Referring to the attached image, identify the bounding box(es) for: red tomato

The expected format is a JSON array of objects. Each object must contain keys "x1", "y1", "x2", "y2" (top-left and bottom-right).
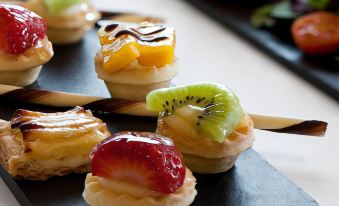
[{"x1": 291, "y1": 12, "x2": 339, "y2": 55}]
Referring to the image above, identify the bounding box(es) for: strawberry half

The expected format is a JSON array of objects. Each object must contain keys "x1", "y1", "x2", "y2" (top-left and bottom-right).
[
  {"x1": 91, "y1": 132, "x2": 186, "y2": 194},
  {"x1": 0, "y1": 5, "x2": 46, "y2": 55}
]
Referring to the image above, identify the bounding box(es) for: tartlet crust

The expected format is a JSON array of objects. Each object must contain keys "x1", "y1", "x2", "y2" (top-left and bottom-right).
[
  {"x1": 95, "y1": 52, "x2": 178, "y2": 101},
  {"x1": 95, "y1": 52, "x2": 178, "y2": 85},
  {"x1": 157, "y1": 113, "x2": 254, "y2": 173},
  {"x1": 83, "y1": 168, "x2": 197, "y2": 206},
  {"x1": 24, "y1": 0, "x2": 100, "y2": 29},
  {"x1": 157, "y1": 113, "x2": 255, "y2": 158},
  {"x1": 24, "y1": 0, "x2": 100, "y2": 44}
]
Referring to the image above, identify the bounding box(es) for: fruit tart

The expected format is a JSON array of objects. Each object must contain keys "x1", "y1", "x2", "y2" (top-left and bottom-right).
[
  {"x1": 0, "y1": 4, "x2": 53, "y2": 87},
  {"x1": 146, "y1": 83, "x2": 255, "y2": 174},
  {"x1": 83, "y1": 132, "x2": 197, "y2": 206},
  {"x1": 24, "y1": 0, "x2": 100, "y2": 44},
  {"x1": 95, "y1": 22, "x2": 179, "y2": 101},
  {"x1": 0, "y1": 106, "x2": 110, "y2": 180}
]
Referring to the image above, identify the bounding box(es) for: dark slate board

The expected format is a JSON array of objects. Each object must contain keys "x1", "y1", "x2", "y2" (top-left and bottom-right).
[
  {"x1": 183, "y1": 0, "x2": 339, "y2": 102},
  {"x1": 0, "y1": 29, "x2": 318, "y2": 206}
]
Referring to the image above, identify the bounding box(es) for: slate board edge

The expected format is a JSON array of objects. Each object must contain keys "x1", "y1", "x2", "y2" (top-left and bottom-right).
[
  {"x1": 0, "y1": 166, "x2": 32, "y2": 206},
  {"x1": 244, "y1": 149, "x2": 319, "y2": 205},
  {"x1": 183, "y1": 0, "x2": 339, "y2": 102}
]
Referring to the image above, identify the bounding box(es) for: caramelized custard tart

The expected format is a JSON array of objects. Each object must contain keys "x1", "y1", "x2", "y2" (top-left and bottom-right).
[{"x1": 0, "y1": 106, "x2": 110, "y2": 180}]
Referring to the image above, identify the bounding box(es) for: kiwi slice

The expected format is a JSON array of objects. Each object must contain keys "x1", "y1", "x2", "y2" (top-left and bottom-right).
[
  {"x1": 43, "y1": 0, "x2": 84, "y2": 15},
  {"x1": 146, "y1": 83, "x2": 244, "y2": 143}
]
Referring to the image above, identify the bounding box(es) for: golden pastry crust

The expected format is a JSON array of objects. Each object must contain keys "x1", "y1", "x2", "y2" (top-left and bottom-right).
[
  {"x1": 182, "y1": 152, "x2": 240, "y2": 174},
  {"x1": 47, "y1": 26, "x2": 88, "y2": 45},
  {"x1": 0, "y1": 107, "x2": 110, "y2": 180},
  {"x1": 83, "y1": 168, "x2": 197, "y2": 206},
  {"x1": 24, "y1": 0, "x2": 100, "y2": 29},
  {"x1": 157, "y1": 113, "x2": 255, "y2": 159},
  {"x1": 0, "y1": 66, "x2": 42, "y2": 87},
  {"x1": 95, "y1": 52, "x2": 178, "y2": 85},
  {"x1": 0, "y1": 37, "x2": 53, "y2": 71},
  {"x1": 95, "y1": 52, "x2": 178, "y2": 100}
]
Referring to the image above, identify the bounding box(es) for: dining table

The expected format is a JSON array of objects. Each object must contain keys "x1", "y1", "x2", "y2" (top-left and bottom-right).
[{"x1": 0, "y1": 0, "x2": 338, "y2": 205}]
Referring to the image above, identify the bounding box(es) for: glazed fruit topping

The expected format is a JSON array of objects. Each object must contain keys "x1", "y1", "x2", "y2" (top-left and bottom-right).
[
  {"x1": 98, "y1": 22, "x2": 175, "y2": 73},
  {"x1": 146, "y1": 83, "x2": 243, "y2": 143},
  {"x1": 0, "y1": 5, "x2": 46, "y2": 55},
  {"x1": 91, "y1": 132, "x2": 186, "y2": 194}
]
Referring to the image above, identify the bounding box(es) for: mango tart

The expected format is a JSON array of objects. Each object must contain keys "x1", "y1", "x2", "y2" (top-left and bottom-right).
[
  {"x1": 98, "y1": 22, "x2": 176, "y2": 73},
  {"x1": 95, "y1": 22, "x2": 178, "y2": 101}
]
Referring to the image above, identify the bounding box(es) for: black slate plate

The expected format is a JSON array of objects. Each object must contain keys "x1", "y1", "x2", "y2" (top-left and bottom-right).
[
  {"x1": 0, "y1": 29, "x2": 318, "y2": 206},
  {"x1": 183, "y1": 0, "x2": 339, "y2": 102}
]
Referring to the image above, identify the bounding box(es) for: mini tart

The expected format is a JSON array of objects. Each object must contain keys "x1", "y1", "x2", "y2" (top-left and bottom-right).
[
  {"x1": 0, "y1": 107, "x2": 110, "y2": 180},
  {"x1": 157, "y1": 113, "x2": 255, "y2": 174},
  {"x1": 83, "y1": 168, "x2": 197, "y2": 206},
  {"x1": 0, "y1": 37, "x2": 53, "y2": 86},
  {"x1": 95, "y1": 52, "x2": 178, "y2": 101},
  {"x1": 96, "y1": 23, "x2": 178, "y2": 101},
  {"x1": 24, "y1": 0, "x2": 100, "y2": 44}
]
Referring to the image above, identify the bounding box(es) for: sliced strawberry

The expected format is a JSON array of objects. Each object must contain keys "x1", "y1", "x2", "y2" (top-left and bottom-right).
[
  {"x1": 91, "y1": 132, "x2": 186, "y2": 194},
  {"x1": 0, "y1": 27, "x2": 9, "y2": 52},
  {"x1": 0, "y1": 5, "x2": 46, "y2": 55}
]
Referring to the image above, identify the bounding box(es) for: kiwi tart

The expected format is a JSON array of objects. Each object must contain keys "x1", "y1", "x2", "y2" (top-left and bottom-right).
[
  {"x1": 24, "y1": 0, "x2": 100, "y2": 45},
  {"x1": 146, "y1": 83, "x2": 255, "y2": 174}
]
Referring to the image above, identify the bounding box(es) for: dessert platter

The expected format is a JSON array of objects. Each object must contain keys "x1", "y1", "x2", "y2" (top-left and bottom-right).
[{"x1": 0, "y1": 1, "x2": 328, "y2": 206}]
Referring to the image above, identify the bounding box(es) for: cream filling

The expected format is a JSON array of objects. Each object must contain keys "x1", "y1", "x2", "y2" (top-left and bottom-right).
[
  {"x1": 157, "y1": 111, "x2": 254, "y2": 158},
  {"x1": 96, "y1": 177, "x2": 164, "y2": 198},
  {"x1": 9, "y1": 154, "x2": 89, "y2": 176},
  {"x1": 95, "y1": 52, "x2": 179, "y2": 84},
  {"x1": 0, "y1": 37, "x2": 53, "y2": 71},
  {"x1": 94, "y1": 167, "x2": 195, "y2": 198},
  {"x1": 27, "y1": 130, "x2": 108, "y2": 159}
]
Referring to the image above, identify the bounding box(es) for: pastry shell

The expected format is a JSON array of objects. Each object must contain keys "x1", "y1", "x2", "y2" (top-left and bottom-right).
[
  {"x1": 157, "y1": 113, "x2": 255, "y2": 173},
  {"x1": 83, "y1": 168, "x2": 197, "y2": 206},
  {"x1": 95, "y1": 52, "x2": 178, "y2": 101},
  {"x1": 0, "y1": 37, "x2": 53, "y2": 86},
  {"x1": 0, "y1": 66, "x2": 42, "y2": 87},
  {"x1": 24, "y1": 0, "x2": 100, "y2": 45}
]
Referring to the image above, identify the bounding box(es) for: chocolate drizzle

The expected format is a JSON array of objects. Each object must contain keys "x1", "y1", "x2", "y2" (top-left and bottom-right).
[
  {"x1": 133, "y1": 27, "x2": 166, "y2": 36},
  {"x1": 114, "y1": 30, "x2": 140, "y2": 39},
  {"x1": 104, "y1": 24, "x2": 119, "y2": 32},
  {"x1": 114, "y1": 28, "x2": 168, "y2": 43},
  {"x1": 264, "y1": 120, "x2": 328, "y2": 136}
]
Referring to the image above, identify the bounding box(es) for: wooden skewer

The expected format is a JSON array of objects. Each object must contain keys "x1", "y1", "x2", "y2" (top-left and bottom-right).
[{"x1": 0, "y1": 84, "x2": 327, "y2": 136}]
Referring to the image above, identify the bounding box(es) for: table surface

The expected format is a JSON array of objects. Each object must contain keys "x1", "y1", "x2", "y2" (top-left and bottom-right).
[{"x1": 0, "y1": 0, "x2": 338, "y2": 206}]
